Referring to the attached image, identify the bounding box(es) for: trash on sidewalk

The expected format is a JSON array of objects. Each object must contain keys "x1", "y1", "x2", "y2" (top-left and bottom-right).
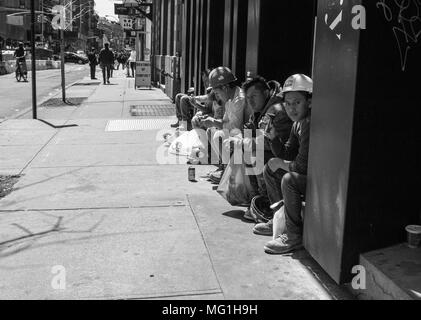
[
  {"x1": 168, "y1": 129, "x2": 208, "y2": 162},
  {"x1": 273, "y1": 206, "x2": 286, "y2": 240},
  {"x1": 217, "y1": 161, "x2": 256, "y2": 206}
]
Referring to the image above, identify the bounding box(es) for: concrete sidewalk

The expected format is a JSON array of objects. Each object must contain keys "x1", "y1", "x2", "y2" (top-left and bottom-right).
[{"x1": 0, "y1": 69, "x2": 353, "y2": 300}]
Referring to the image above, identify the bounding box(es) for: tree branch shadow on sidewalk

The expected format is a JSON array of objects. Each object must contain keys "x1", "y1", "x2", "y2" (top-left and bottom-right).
[
  {"x1": 12, "y1": 164, "x2": 99, "y2": 193},
  {"x1": 0, "y1": 214, "x2": 106, "y2": 259},
  {"x1": 0, "y1": 229, "x2": 145, "y2": 268}
]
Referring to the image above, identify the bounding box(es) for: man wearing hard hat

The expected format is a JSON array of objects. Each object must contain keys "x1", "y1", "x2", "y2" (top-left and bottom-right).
[
  {"x1": 258, "y1": 74, "x2": 313, "y2": 255},
  {"x1": 205, "y1": 66, "x2": 251, "y2": 183}
]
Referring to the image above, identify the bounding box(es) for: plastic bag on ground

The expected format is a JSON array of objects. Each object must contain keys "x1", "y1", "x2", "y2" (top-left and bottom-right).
[
  {"x1": 273, "y1": 202, "x2": 306, "y2": 240},
  {"x1": 217, "y1": 160, "x2": 256, "y2": 206},
  {"x1": 273, "y1": 206, "x2": 286, "y2": 240},
  {"x1": 168, "y1": 128, "x2": 208, "y2": 157}
]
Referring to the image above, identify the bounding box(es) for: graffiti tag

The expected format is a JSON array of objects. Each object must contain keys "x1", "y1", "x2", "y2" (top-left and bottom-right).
[{"x1": 376, "y1": 0, "x2": 421, "y2": 71}]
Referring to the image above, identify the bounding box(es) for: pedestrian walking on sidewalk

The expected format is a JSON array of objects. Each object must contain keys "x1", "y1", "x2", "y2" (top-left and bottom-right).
[
  {"x1": 87, "y1": 47, "x2": 98, "y2": 80},
  {"x1": 127, "y1": 49, "x2": 137, "y2": 78},
  {"x1": 98, "y1": 43, "x2": 114, "y2": 85}
]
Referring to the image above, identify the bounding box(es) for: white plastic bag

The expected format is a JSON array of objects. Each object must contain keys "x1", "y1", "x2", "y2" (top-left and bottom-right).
[
  {"x1": 168, "y1": 128, "x2": 208, "y2": 157},
  {"x1": 217, "y1": 161, "x2": 256, "y2": 206},
  {"x1": 273, "y1": 206, "x2": 286, "y2": 240},
  {"x1": 273, "y1": 202, "x2": 306, "y2": 240}
]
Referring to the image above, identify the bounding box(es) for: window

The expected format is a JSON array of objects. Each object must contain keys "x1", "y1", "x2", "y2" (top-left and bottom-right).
[{"x1": 19, "y1": 0, "x2": 26, "y2": 9}]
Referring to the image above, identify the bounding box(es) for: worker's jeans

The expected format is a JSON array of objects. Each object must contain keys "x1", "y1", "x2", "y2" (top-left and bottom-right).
[
  {"x1": 263, "y1": 164, "x2": 287, "y2": 205},
  {"x1": 175, "y1": 93, "x2": 194, "y2": 122},
  {"x1": 281, "y1": 172, "x2": 307, "y2": 236},
  {"x1": 263, "y1": 166, "x2": 307, "y2": 236}
]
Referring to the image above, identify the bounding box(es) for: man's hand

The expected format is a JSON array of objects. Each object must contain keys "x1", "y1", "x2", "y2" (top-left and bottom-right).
[{"x1": 264, "y1": 125, "x2": 276, "y2": 141}]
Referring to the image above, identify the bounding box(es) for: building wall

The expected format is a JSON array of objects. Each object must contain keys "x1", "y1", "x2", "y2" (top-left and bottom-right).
[
  {"x1": 0, "y1": 0, "x2": 41, "y2": 43},
  {"x1": 305, "y1": 0, "x2": 421, "y2": 284},
  {"x1": 153, "y1": 0, "x2": 315, "y2": 95}
]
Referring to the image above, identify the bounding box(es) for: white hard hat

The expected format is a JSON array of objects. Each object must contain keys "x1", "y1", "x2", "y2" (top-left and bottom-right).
[{"x1": 282, "y1": 74, "x2": 313, "y2": 94}]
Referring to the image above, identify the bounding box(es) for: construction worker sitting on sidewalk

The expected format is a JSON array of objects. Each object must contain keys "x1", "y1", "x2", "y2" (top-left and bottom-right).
[
  {"x1": 172, "y1": 69, "x2": 212, "y2": 130},
  {"x1": 191, "y1": 90, "x2": 225, "y2": 131},
  {"x1": 206, "y1": 66, "x2": 251, "y2": 183},
  {"x1": 229, "y1": 76, "x2": 293, "y2": 223},
  {"x1": 256, "y1": 74, "x2": 313, "y2": 255}
]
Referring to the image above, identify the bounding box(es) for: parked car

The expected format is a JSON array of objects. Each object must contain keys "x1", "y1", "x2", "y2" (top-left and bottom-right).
[
  {"x1": 76, "y1": 50, "x2": 88, "y2": 59},
  {"x1": 64, "y1": 52, "x2": 89, "y2": 64}
]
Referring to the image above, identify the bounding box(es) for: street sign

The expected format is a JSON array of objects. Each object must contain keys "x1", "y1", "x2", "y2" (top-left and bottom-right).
[
  {"x1": 115, "y1": 4, "x2": 130, "y2": 15},
  {"x1": 135, "y1": 61, "x2": 151, "y2": 89},
  {"x1": 124, "y1": 0, "x2": 139, "y2": 7},
  {"x1": 6, "y1": 15, "x2": 24, "y2": 26}
]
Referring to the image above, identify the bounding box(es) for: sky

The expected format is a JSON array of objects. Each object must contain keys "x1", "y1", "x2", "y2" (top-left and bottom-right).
[{"x1": 94, "y1": 0, "x2": 122, "y2": 19}]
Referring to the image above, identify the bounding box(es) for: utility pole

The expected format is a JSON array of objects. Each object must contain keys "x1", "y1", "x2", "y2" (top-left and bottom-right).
[
  {"x1": 60, "y1": 0, "x2": 66, "y2": 102},
  {"x1": 31, "y1": 0, "x2": 37, "y2": 119},
  {"x1": 60, "y1": 28, "x2": 66, "y2": 102},
  {"x1": 41, "y1": 0, "x2": 44, "y2": 46}
]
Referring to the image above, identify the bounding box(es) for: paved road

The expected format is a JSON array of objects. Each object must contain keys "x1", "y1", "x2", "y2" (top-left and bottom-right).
[{"x1": 0, "y1": 63, "x2": 91, "y2": 119}]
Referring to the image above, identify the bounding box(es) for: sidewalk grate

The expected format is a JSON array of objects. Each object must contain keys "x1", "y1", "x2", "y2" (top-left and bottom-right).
[
  {"x1": 130, "y1": 104, "x2": 175, "y2": 117},
  {"x1": 40, "y1": 97, "x2": 87, "y2": 107},
  {"x1": 105, "y1": 119, "x2": 175, "y2": 132}
]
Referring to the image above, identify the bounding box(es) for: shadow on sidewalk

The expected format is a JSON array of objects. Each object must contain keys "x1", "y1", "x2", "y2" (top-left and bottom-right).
[
  {"x1": 290, "y1": 249, "x2": 355, "y2": 300},
  {"x1": 0, "y1": 214, "x2": 106, "y2": 259},
  {"x1": 222, "y1": 209, "x2": 256, "y2": 224}
]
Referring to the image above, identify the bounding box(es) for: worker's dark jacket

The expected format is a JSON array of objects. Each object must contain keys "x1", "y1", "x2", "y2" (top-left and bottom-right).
[
  {"x1": 270, "y1": 112, "x2": 311, "y2": 175},
  {"x1": 98, "y1": 48, "x2": 114, "y2": 66}
]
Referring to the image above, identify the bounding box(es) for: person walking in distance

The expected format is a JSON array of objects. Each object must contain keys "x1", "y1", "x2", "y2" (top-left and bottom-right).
[
  {"x1": 98, "y1": 43, "x2": 114, "y2": 85},
  {"x1": 87, "y1": 47, "x2": 98, "y2": 80},
  {"x1": 127, "y1": 48, "x2": 137, "y2": 78}
]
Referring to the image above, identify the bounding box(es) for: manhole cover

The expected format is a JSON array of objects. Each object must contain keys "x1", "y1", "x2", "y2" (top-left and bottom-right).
[
  {"x1": 130, "y1": 104, "x2": 175, "y2": 117},
  {"x1": 40, "y1": 97, "x2": 87, "y2": 107},
  {"x1": 105, "y1": 119, "x2": 175, "y2": 132}
]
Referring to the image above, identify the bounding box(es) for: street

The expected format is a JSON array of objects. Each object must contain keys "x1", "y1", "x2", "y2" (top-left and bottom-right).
[{"x1": 0, "y1": 64, "x2": 91, "y2": 119}]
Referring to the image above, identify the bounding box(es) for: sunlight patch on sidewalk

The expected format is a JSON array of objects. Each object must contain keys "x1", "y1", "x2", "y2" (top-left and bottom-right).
[{"x1": 105, "y1": 119, "x2": 175, "y2": 132}]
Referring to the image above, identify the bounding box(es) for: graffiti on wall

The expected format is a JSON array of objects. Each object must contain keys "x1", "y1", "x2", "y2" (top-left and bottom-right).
[{"x1": 376, "y1": 0, "x2": 421, "y2": 71}]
